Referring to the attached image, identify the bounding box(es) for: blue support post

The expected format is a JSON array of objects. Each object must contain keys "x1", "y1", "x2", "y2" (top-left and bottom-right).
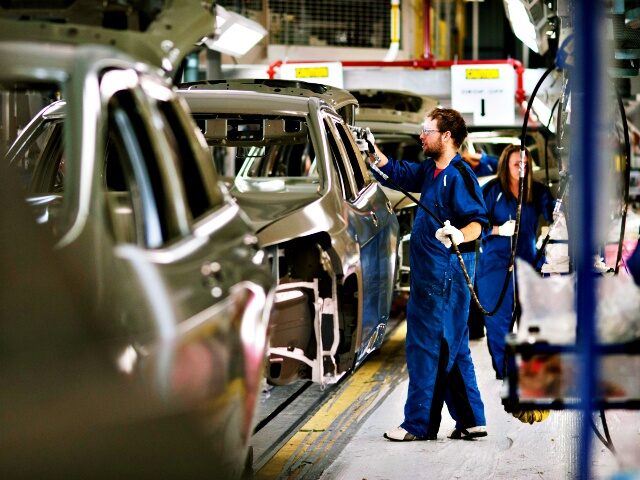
[{"x1": 571, "y1": 0, "x2": 603, "y2": 478}]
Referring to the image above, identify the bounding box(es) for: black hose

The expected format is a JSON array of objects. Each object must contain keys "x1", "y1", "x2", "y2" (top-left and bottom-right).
[
  {"x1": 490, "y1": 66, "x2": 556, "y2": 318},
  {"x1": 544, "y1": 98, "x2": 561, "y2": 188},
  {"x1": 614, "y1": 88, "x2": 631, "y2": 274},
  {"x1": 589, "y1": 410, "x2": 616, "y2": 455},
  {"x1": 583, "y1": 84, "x2": 631, "y2": 462},
  {"x1": 496, "y1": 66, "x2": 557, "y2": 308},
  {"x1": 532, "y1": 97, "x2": 563, "y2": 272},
  {"x1": 477, "y1": 64, "x2": 555, "y2": 315},
  {"x1": 556, "y1": 80, "x2": 568, "y2": 174},
  {"x1": 599, "y1": 408, "x2": 615, "y2": 454}
]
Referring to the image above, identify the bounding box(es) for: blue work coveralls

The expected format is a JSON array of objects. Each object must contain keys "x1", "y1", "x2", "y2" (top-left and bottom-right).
[
  {"x1": 375, "y1": 154, "x2": 489, "y2": 439},
  {"x1": 474, "y1": 152, "x2": 498, "y2": 176},
  {"x1": 476, "y1": 179, "x2": 554, "y2": 378},
  {"x1": 628, "y1": 241, "x2": 640, "y2": 286}
]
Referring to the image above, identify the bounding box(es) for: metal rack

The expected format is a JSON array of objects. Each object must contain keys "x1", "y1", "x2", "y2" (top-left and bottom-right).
[{"x1": 502, "y1": 338, "x2": 640, "y2": 412}]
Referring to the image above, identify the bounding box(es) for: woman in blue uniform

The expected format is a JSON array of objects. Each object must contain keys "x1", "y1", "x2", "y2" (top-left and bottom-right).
[
  {"x1": 367, "y1": 107, "x2": 490, "y2": 442},
  {"x1": 476, "y1": 145, "x2": 555, "y2": 379}
]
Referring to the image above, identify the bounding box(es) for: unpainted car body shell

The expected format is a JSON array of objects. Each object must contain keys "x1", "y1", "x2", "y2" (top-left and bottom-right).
[{"x1": 180, "y1": 81, "x2": 400, "y2": 386}]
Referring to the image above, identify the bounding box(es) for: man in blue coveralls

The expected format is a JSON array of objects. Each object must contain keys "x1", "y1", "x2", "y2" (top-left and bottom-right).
[{"x1": 367, "y1": 107, "x2": 489, "y2": 441}]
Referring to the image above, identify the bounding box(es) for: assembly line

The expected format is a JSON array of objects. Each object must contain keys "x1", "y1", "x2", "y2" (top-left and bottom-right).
[{"x1": 1, "y1": 1, "x2": 640, "y2": 479}]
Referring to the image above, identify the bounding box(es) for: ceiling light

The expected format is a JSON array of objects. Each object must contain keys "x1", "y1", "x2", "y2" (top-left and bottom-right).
[
  {"x1": 504, "y1": 0, "x2": 540, "y2": 53},
  {"x1": 503, "y1": 0, "x2": 554, "y2": 55},
  {"x1": 204, "y1": 5, "x2": 267, "y2": 58}
]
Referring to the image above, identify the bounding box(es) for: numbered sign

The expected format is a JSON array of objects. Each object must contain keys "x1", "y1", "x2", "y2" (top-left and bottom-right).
[{"x1": 451, "y1": 64, "x2": 516, "y2": 126}]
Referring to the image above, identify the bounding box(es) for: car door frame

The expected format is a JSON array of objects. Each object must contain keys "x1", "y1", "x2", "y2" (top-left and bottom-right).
[{"x1": 321, "y1": 109, "x2": 398, "y2": 362}]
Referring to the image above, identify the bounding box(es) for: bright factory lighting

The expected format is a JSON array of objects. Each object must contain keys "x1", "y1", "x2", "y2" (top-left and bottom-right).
[
  {"x1": 532, "y1": 97, "x2": 556, "y2": 133},
  {"x1": 504, "y1": 0, "x2": 539, "y2": 53},
  {"x1": 204, "y1": 5, "x2": 267, "y2": 58}
]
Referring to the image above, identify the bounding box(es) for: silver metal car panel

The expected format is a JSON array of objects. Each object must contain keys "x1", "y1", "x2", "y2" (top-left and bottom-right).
[
  {"x1": 323, "y1": 113, "x2": 361, "y2": 198},
  {"x1": 0, "y1": 0, "x2": 216, "y2": 72},
  {"x1": 183, "y1": 89, "x2": 312, "y2": 117},
  {"x1": 2, "y1": 38, "x2": 275, "y2": 475},
  {"x1": 179, "y1": 81, "x2": 399, "y2": 386},
  {"x1": 344, "y1": 177, "x2": 399, "y2": 347},
  {"x1": 256, "y1": 193, "x2": 346, "y2": 247},
  {"x1": 182, "y1": 78, "x2": 358, "y2": 113},
  {"x1": 101, "y1": 69, "x2": 194, "y2": 241},
  {"x1": 4, "y1": 103, "x2": 67, "y2": 164}
]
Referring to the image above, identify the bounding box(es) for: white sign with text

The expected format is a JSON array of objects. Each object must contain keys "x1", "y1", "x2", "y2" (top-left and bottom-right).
[{"x1": 451, "y1": 64, "x2": 516, "y2": 125}]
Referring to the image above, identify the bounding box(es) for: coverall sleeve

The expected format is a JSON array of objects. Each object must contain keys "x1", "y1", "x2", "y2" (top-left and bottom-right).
[
  {"x1": 449, "y1": 167, "x2": 489, "y2": 230},
  {"x1": 480, "y1": 181, "x2": 500, "y2": 239},
  {"x1": 374, "y1": 156, "x2": 426, "y2": 193},
  {"x1": 480, "y1": 151, "x2": 499, "y2": 173},
  {"x1": 628, "y1": 242, "x2": 640, "y2": 286}
]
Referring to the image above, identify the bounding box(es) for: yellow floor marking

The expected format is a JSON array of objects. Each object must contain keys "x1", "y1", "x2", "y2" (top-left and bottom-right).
[{"x1": 257, "y1": 321, "x2": 407, "y2": 479}]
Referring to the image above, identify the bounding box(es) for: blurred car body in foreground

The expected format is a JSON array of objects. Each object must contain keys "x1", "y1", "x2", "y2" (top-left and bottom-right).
[
  {"x1": 0, "y1": 3, "x2": 274, "y2": 477},
  {"x1": 179, "y1": 79, "x2": 400, "y2": 387},
  {"x1": 0, "y1": 161, "x2": 231, "y2": 480}
]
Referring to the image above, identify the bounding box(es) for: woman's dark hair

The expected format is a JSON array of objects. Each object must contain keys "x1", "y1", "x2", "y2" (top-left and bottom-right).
[
  {"x1": 497, "y1": 144, "x2": 534, "y2": 203},
  {"x1": 427, "y1": 107, "x2": 468, "y2": 148}
]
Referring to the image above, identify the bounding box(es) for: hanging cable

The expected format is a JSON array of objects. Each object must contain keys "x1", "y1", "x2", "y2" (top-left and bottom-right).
[
  {"x1": 585, "y1": 86, "x2": 632, "y2": 460},
  {"x1": 589, "y1": 410, "x2": 616, "y2": 455},
  {"x1": 479, "y1": 65, "x2": 556, "y2": 316},
  {"x1": 599, "y1": 408, "x2": 615, "y2": 454},
  {"x1": 488, "y1": 65, "x2": 557, "y2": 314},
  {"x1": 533, "y1": 96, "x2": 565, "y2": 272},
  {"x1": 614, "y1": 88, "x2": 631, "y2": 274},
  {"x1": 543, "y1": 98, "x2": 561, "y2": 188}
]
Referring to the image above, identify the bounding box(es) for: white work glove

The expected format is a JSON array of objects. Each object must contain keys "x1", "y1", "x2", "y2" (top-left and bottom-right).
[
  {"x1": 353, "y1": 127, "x2": 376, "y2": 155},
  {"x1": 497, "y1": 219, "x2": 516, "y2": 237},
  {"x1": 355, "y1": 138, "x2": 369, "y2": 153},
  {"x1": 435, "y1": 220, "x2": 464, "y2": 249},
  {"x1": 364, "y1": 127, "x2": 376, "y2": 150},
  {"x1": 361, "y1": 128, "x2": 383, "y2": 166}
]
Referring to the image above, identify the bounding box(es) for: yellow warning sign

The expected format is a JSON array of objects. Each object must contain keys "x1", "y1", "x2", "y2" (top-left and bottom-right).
[
  {"x1": 295, "y1": 67, "x2": 330, "y2": 78},
  {"x1": 465, "y1": 68, "x2": 500, "y2": 80}
]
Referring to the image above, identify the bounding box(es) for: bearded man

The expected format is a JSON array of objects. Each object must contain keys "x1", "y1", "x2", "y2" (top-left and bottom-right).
[{"x1": 367, "y1": 107, "x2": 490, "y2": 442}]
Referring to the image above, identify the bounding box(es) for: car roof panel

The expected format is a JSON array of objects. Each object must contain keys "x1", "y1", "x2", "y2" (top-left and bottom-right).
[{"x1": 180, "y1": 79, "x2": 358, "y2": 111}]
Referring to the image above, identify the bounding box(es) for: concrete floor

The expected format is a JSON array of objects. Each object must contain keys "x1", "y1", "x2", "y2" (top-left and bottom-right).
[
  {"x1": 318, "y1": 327, "x2": 640, "y2": 480},
  {"x1": 257, "y1": 320, "x2": 640, "y2": 479}
]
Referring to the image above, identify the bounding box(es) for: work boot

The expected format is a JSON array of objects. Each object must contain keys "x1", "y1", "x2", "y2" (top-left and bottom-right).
[
  {"x1": 448, "y1": 425, "x2": 488, "y2": 440},
  {"x1": 383, "y1": 426, "x2": 426, "y2": 441}
]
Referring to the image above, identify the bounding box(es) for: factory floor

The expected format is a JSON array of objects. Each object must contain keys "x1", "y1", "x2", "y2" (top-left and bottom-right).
[{"x1": 256, "y1": 321, "x2": 640, "y2": 480}]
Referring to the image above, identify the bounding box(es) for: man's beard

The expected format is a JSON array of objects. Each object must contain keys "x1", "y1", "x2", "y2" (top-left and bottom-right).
[{"x1": 423, "y1": 137, "x2": 443, "y2": 158}]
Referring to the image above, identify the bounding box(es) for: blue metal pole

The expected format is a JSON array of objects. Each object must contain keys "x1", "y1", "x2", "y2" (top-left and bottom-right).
[{"x1": 571, "y1": 0, "x2": 602, "y2": 478}]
